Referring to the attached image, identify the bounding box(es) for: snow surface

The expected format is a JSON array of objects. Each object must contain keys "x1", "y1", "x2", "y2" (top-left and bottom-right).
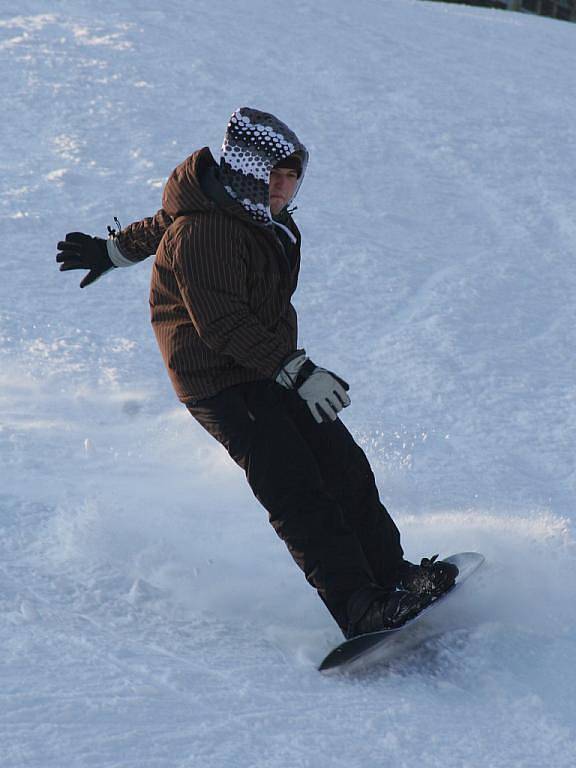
[{"x1": 2, "y1": 0, "x2": 576, "y2": 765}]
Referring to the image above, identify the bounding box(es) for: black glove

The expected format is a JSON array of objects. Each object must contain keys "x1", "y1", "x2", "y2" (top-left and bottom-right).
[{"x1": 56, "y1": 232, "x2": 115, "y2": 288}]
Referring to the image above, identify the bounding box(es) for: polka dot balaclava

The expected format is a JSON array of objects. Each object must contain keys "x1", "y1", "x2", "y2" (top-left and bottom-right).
[{"x1": 219, "y1": 107, "x2": 308, "y2": 227}]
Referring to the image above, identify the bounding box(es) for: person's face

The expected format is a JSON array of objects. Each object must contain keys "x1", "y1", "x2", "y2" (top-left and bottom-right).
[{"x1": 269, "y1": 167, "x2": 299, "y2": 215}]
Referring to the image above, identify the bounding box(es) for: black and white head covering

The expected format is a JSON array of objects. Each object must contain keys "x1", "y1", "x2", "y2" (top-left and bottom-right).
[{"x1": 219, "y1": 107, "x2": 308, "y2": 229}]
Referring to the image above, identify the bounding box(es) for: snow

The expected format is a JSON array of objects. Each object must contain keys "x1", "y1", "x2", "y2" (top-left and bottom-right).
[{"x1": 1, "y1": 0, "x2": 576, "y2": 765}]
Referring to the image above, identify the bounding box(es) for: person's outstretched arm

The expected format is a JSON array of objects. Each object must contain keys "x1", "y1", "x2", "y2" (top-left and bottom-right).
[{"x1": 56, "y1": 208, "x2": 173, "y2": 288}]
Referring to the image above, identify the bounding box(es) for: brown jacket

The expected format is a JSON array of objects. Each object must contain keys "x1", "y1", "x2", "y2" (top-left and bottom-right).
[{"x1": 117, "y1": 147, "x2": 301, "y2": 403}]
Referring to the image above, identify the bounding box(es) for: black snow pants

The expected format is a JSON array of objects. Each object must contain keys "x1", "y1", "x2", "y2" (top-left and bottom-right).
[{"x1": 187, "y1": 380, "x2": 404, "y2": 634}]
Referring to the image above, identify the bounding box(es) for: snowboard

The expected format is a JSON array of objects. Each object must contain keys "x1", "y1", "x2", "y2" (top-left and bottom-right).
[{"x1": 318, "y1": 551, "x2": 485, "y2": 674}]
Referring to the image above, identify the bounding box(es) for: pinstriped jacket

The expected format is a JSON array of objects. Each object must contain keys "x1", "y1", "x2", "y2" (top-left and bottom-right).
[{"x1": 117, "y1": 147, "x2": 301, "y2": 404}]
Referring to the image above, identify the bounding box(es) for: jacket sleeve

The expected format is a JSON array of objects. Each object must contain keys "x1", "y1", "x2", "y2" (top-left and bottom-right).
[
  {"x1": 279, "y1": 303, "x2": 298, "y2": 349},
  {"x1": 171, "y1": 216, "x2": 294, "y2": 378},
  {"x1": 113, "y1": 209, "x2": 173, "y2": 264}
]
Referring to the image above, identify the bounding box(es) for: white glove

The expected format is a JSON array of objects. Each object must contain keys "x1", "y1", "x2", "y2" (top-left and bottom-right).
[{"x1": 276, "y1": 350, "x2": 351, "y2": 424}]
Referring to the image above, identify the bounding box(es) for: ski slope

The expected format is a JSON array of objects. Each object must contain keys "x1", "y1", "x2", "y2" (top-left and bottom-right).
[{"x1": 1, "y1": 0, "x2": 576, "y2": 765}]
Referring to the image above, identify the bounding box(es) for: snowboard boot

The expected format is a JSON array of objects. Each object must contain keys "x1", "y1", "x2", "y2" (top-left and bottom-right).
[
  {"x1": 397, "y1": 554, "x2": 458, "y2": 597},
  {"x1": 347, "y1": 588, "x2": 433, "y2": 638}
]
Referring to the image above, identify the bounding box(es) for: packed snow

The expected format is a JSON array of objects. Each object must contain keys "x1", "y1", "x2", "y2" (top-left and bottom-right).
[{"x1": 1, "y1": 0, "x2": 575, "y2": 765}]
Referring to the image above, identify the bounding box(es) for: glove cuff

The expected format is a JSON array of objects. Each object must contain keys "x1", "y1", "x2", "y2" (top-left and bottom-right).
[
  {"x1": 293, "y1": 359, "x2": 316, "y2": 389},
  {"x1": 106, "y1": 237, "x2": 134, "y2": 268},
  {"x1": 276, "y1": 349, "x2": 307, "y2": 388}
]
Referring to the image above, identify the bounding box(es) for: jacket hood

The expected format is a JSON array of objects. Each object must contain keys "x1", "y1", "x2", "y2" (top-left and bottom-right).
[
  {"x1": 161, "y1": 148, "x2": 220, "y2": 219},
  {"x1": 219, "y1": 107, "x2": 308, "y2": 228}
]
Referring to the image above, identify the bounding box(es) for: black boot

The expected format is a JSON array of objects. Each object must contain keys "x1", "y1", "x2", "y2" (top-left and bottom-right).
[
  {"x1": 398, "y1": 554, "x2": 458, "y2": 596},
  {"x1": 347, "y1": 589, "x2": 432, "y2": 638}
]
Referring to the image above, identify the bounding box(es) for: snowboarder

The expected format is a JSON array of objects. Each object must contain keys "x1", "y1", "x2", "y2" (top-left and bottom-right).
[{"x1": 56, "y1": 107, "x2": 457, "y2": 638}]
